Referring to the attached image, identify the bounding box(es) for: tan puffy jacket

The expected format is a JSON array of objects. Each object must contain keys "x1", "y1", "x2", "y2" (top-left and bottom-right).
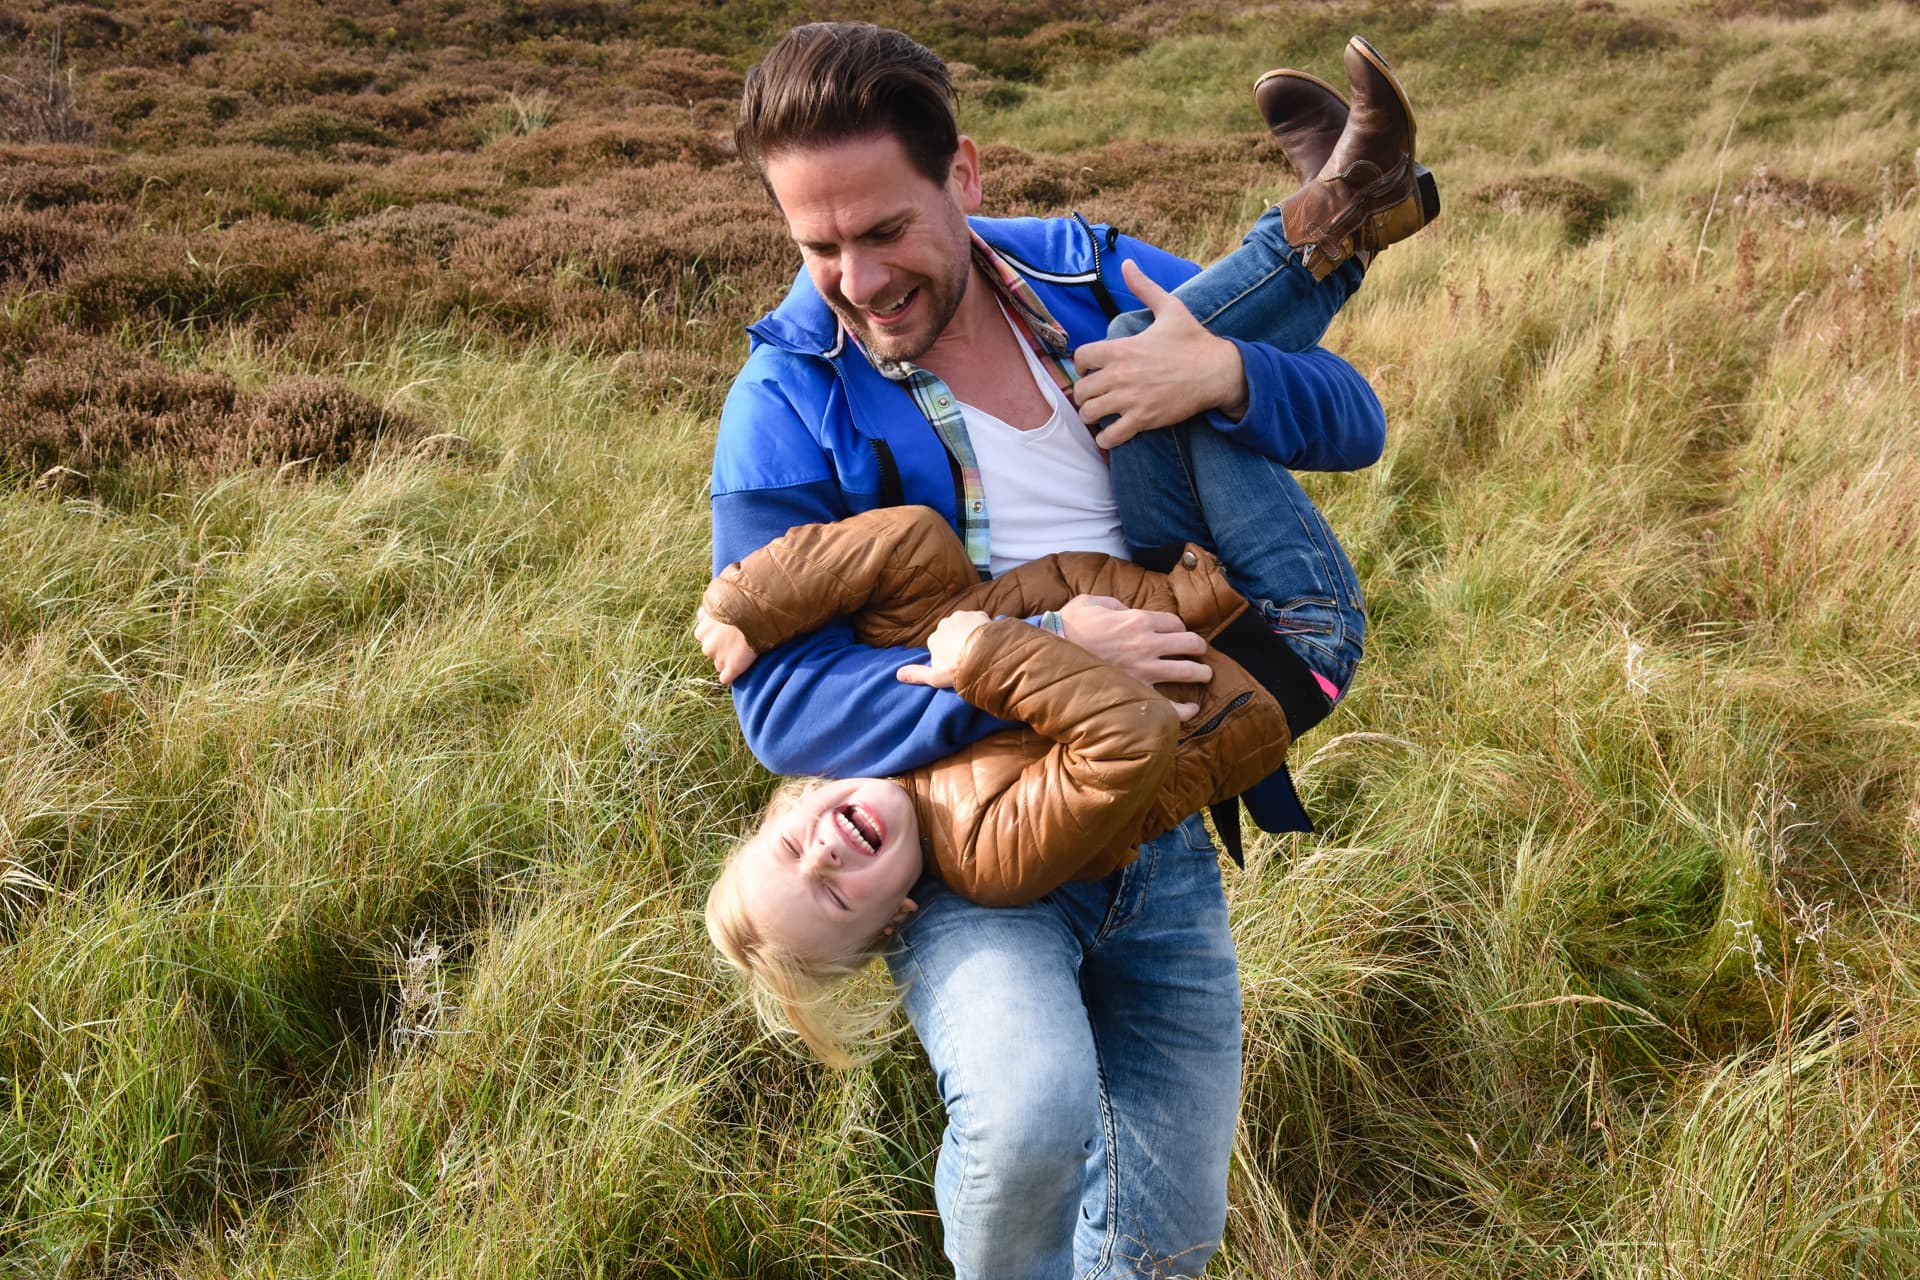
[{"x1": 703, "y1": 506, "x2": 1293, "y2": 907}]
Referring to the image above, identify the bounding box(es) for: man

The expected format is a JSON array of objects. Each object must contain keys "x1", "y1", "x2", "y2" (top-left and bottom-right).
[{"x1": 705, "y1": 22, "x2": 1423, "y2": 1277}]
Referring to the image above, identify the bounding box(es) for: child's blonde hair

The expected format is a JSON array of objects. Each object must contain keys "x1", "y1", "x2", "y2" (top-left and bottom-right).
[{"x1": 704, "y1": 780, "x2": 900, "y2": 1069}]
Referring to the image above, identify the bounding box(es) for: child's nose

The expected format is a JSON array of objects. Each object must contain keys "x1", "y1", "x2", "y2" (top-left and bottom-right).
[{"x1": 801, "y1": 832, "x2": 840, "y2": 874}]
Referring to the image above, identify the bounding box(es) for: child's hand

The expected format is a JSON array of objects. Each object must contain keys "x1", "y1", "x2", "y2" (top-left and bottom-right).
[
  {"x1": 897, "y1": 610, "x2": 992, "y2": 689},
  {"x1": 694, "y1": 607, "x2": 757, "y2": 684}
]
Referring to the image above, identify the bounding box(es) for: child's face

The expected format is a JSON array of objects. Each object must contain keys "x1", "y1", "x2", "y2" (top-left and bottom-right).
[{"x1": 738, "y1": 778, "x2": 923, "y2": 963}]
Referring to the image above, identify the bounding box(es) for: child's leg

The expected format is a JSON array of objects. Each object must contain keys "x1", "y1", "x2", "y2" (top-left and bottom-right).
[
  {"x1": 1109, "y1": 423, "x2": 1364, "y2": 700},
  {"x1": 1105, "y1": 208, "x2": 1365, "y2": 354}
]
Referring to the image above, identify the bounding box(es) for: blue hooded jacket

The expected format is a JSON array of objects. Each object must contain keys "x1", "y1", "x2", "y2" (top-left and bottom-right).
[{"x1": 710, "y1": 213, "x2": 1383, "y2": 782}]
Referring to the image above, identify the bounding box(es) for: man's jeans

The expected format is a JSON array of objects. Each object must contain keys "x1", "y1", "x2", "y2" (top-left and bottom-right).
[
  {"x1": 886, "y1": 813, "x2": 1240, "y2": 1279},
  {"x1": 883, "y1": 221, "x2": 1360, "y2": 1278}
]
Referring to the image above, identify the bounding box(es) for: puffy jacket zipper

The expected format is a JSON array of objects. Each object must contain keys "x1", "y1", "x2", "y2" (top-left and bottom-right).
[{"x1": 1180, "y1": 691, "x2": 1251, "y2": 742}]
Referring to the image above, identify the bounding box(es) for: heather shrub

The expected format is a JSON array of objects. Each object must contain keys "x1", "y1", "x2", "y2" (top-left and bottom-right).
[
  {"x1": 485, "y1": 110, "x2": 731, "y2": 184},
  {"x1": 242, "y1": 105, "x2": 395, "y2": 153},
  {"x1": 607, "y1": 345, "x2": 732, "y2": 408},
  {"x1": 1463, "y1": 173, "x2": 1621, "y2": 241},
  {"x1": 335, "y1": 201, "x2": 499, "y2": 262},
  {"x1": 622, "y1": 45, "x2": 740, "y2": 104},
  {"x1": 223, "y1": 374, "x2": 413, "y2": 469},
  {"x1": 0, "y1": 208, "x2": 99, "y2": 283},
  {"x1": 0, "y1": 143, "x2": 122, "y2": 207},
  {"x1": 0, "y1": 21, "x2": 93, "y2": 143},
  {"x1": 57, "y1": 218, "x2": 364, "y2": 334},
  {"x1": 0, "y1": 327, "x2": 238, "y2": 476},
  {"x1": 0, "y1": 328, "x2": 410, "y2": 478},
  {"x1": 90, "y1": 67, "x2": 252, "y2": 147},
  {"x1": 1729, "y1": 161, "x2": 1871, "y2": 219},
  {"x1": 30, "y1": 4, "x2": 128, "y2": 50}
]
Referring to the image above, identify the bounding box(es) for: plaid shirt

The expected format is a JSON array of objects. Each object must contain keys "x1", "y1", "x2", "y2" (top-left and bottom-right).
[{"x1": 851, "y1": 232, "x2": 1085, "y2": 579}]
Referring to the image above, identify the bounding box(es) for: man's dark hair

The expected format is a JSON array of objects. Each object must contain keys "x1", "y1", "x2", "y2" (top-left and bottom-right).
[{"x1": 736, "y1": 22, "x2": 958, "y2": 188}]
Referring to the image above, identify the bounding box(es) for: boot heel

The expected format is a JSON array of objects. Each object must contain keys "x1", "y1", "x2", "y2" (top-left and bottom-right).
[{"x1": 1415, "y1": 165, "x2": 1440, "y2": 222}]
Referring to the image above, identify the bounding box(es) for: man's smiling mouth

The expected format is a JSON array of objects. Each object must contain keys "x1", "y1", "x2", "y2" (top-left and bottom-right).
[
  {"x1": 867, "y1": 288, "x2": 917, "y2": 320},
  {"x1": 835, "y1": 803, "x2": 885, "y2": 855}
]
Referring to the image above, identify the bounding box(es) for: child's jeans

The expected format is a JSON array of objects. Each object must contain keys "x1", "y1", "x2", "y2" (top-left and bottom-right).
[
  {"x1": 1109, "y1": 421, "x2": 1364, "y2": 699},
  {"x1": 1105, "y1": 203, "x2": 1367, "y2": 698}
]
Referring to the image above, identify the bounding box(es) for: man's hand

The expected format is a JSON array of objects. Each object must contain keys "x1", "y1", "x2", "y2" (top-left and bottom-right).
[
  {"x1": 1071, "y1": 259, "x2": 1250, "y2": 449},
  {"x1": 694, "y1": 606, "x2": 757, "y2": 685},
  {"x1": 898, "y1": 610, "x2": 993, "y2": 689},
  {"x1": 1059, "y1": 595, "x2": 1211, "y2": 694}
]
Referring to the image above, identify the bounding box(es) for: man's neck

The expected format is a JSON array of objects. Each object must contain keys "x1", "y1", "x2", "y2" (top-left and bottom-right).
[
  {"x1": 912, "y1": 264, "x2": 1051, "y2": 430},
  {"x1": 910, "y1": 262, "x2": 1002, "y2": 382}
]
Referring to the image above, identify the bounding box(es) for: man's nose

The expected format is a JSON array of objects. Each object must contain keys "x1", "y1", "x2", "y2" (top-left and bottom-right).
[{"x1": 839, "y1": 250, "x2": 888, "y2": 307}]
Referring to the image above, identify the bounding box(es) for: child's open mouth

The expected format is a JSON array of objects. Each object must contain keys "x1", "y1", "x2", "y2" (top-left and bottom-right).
[{"x1": 834, "y1": 802, "x2": 885, "y2": 855}]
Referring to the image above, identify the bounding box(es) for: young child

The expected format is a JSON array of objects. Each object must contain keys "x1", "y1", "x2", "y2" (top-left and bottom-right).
[{"x1": 701, "y1": 40, "x2": 1434, "y2": 1066}]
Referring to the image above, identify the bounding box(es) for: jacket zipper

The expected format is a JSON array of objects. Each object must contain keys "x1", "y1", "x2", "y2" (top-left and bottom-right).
[
  {"x1": 1074, "y1": 211, "x2": 1122, "y2": 321},
  {"x1": 1180, "y1": 691, "x2": 1251, "y2": 743}
]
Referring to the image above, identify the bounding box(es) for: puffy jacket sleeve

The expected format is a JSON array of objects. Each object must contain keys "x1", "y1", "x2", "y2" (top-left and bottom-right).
[
  {"x1": 711, "y1": 362, "x2": 1014, "y2": 779},
  {"x1": 704, "y1": 507, "x2": 979, "y2": 656},
  {"x1": 928, "y1": 619, "x2": 1180, "y2": 907}
]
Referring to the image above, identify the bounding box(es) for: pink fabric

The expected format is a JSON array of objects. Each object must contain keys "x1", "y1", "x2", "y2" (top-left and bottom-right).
[{"x1": 1313, "y1": 670, "x2": 1341, "y2": 702}]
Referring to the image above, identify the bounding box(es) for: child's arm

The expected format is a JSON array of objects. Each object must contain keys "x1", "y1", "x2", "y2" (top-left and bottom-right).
[
  {"x1": 699, "y1": 505, "x2": 979, "y2": 679},
  {"x1": 902, "y1": 615, "x2": 1184, "y2": 907}
]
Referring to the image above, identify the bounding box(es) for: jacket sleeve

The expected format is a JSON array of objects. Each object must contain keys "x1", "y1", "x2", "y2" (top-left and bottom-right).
[
  {"x1": 704, "y1": 506, "x2": 979, "y2": 655},
  {"x1": 1101, "y1": 227, "x2": 1387, "y2": 472},
  {"x1": 935, "y1": 619, "x2": 1180, "y2": 906},
  {"x1": 711, "y1": 368, "x2": 1014, "y2": 779}
]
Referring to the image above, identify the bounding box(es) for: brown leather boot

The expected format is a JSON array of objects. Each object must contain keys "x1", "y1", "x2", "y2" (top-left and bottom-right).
[
  {"x1": 1279, "y1": 36, "x2": 1440, "y2": 279},
  {"x1": 1252, "y1": 67, "x2": 1347, "y2": 186}
]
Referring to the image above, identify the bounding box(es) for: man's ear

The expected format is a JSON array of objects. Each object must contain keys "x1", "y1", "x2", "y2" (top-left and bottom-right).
[{"x1": 948, "y1": 136, "x2": 983, "y2": 214}]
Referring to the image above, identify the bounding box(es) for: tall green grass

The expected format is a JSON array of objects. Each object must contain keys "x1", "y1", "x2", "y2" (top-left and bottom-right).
[{"x1": 4, "y1": 2, "x2": 1919, "y2": 1276}]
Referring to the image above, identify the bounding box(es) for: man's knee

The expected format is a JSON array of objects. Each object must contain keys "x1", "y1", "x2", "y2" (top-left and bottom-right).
[{"x1": 949, "y1": 1034, "x2": 1100, "y2": 1180}]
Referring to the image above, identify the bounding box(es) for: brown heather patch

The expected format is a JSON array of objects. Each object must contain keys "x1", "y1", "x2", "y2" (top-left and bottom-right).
[
  {"x1": 56, "y1": 218, "x2": 368, "y2": 334},
  {"x1": 0, "y1": 207, "x2": 98, "y2": 282},
  {"x1": 0, "y1": 326, "x2": 411, "y2": 478},
  {"x1": 334, "y1": 201, "x2": 500, "y2": 263},
  {"x1": 0, "y1": 22, "x2": 92, "y2": 144},
  {"x1": 0, "y1": 142, "x2": 121, "y2": 206},
  {"x1": 240, "y1": 105, "x2": 397, "y2": 154},
  {"x1": 1729, "y1": 162, "x2": 1871, "y2": 219},
  {"x1": 485, "y1": 110, "x2": 732, "y2": 185},
  {"x1": 228, "y1": 375, "x2": 413, "y2": 469},
  {"x1": 0, "y1": 326, "x2": 235, "y2": 475},
  {"x1": 623, "y1": 45, "x2": 742, "y2": 105},
  {"x1": 90, "y1": 66, "x2": 253, "y2": 148},
  {"x1": 1463, "y1": 173, "x2": 1618, "y2": 241},
  {"x1": 609, "y1": 346, "x2": 734, "y2": 408}
]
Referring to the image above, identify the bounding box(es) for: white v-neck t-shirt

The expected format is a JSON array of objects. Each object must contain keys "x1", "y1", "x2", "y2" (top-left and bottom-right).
[{"x1": 958, "y1": 311, "x2": 1130, "y2": 578}]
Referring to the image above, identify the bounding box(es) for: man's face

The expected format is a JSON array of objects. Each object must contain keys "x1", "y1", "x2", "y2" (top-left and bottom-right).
[{"x1": 765, "y1": 132, "x2": 981, "y2": 364}]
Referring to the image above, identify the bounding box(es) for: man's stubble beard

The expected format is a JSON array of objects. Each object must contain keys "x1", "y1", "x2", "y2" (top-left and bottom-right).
[{"x1": 830, "y1": 243, "x2": 972, "y2": 365}]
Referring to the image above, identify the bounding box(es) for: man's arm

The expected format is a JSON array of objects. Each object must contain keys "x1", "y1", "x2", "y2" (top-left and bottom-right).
[{"x1": 711, "y1": 371, "x2": 1016, "y2": 779}]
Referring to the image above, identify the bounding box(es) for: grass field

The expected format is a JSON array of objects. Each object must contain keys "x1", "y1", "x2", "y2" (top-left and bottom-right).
[{"x1": 3, "y1": 0, "x2": 1919, "y2": 1275}]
